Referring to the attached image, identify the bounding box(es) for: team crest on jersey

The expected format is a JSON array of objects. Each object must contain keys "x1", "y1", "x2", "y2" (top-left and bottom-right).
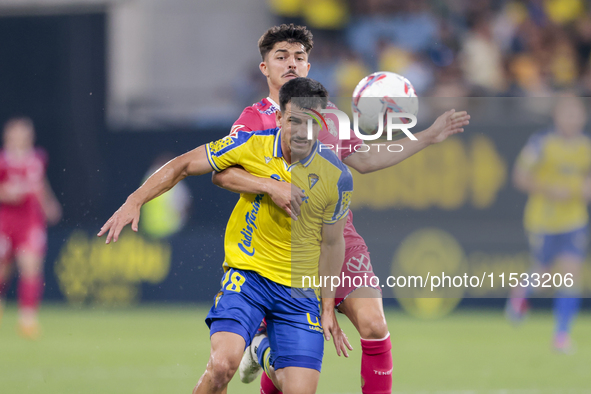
[{"x1": 308, "y1": 173, "x2": 319, "y2": 189}]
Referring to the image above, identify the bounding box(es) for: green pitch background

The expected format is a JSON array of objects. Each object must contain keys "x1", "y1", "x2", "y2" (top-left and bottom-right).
[{"x1": 1, "y1": 304, "x2": 589, "y2": 393}]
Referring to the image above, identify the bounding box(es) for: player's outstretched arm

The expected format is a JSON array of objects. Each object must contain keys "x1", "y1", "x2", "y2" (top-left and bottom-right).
[
  {"x1": 98, "y1": 145, "x2": 213, "y2": 244},
  {"x1": 212, "y1": 167, "x2": 304, "y2": 220},
  {"x1": 318, "y1": 216, "x2": 353, "y2": 357},
  {"x1": 343, "y1": 110, "x2": 470, "y2": 174},
  {"x1": 41, "y1": 177, "x2": 62, "y2": 226}
]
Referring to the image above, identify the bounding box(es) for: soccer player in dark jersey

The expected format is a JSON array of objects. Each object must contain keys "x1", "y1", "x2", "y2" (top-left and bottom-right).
[
  {"x1": 212, "y1": 24, "x2": 470, "y2": 394},
  {"x1": 0, "y1": 117, "x2": 61, "y2": 339}
]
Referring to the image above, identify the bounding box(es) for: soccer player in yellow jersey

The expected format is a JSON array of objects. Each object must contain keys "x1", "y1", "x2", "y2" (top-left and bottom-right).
[
  {"x1": 508, "y1": 95, "x2": 591, "y2": 352},
  {"x1": 98, "y1": 77, "x2": 353, "y2": 394}
]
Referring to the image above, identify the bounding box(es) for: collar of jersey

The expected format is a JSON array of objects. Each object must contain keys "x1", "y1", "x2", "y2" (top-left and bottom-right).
[
  {"x1": 266, "y1": 96, "x2": 280, "y2": 111},
  {"x1": 273, "y1": 128, "x2": 318, "y2": 170}
]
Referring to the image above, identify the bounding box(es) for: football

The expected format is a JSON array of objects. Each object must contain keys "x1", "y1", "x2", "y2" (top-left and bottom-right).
[{"x1": 351, "y1": 71, "x2": 419, "y2": 136}]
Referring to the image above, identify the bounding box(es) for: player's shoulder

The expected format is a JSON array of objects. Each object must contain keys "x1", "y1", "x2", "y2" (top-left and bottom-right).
[
  {"x1": 34, "y1": 147, "x2": 48, "y2": 163},
  {"x1": 210, "y1": 127, "x2": 278, "y2": 153},
  {"x1": 316, "y1": 145, "x2": 352, "y2": 180},
  {"x1": 252, "y1": 97, "x2": 279, "y2": 116},
  {"x1": 232, "y1": 98, "x2": 278, "y2": 134},
  {"x1": 525, "y1": 129, "x2": 553, "y2": 150}
]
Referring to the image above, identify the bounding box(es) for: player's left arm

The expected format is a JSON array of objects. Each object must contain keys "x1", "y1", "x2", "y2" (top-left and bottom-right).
[
  {"x1": 319, "y1": 215, "x2": 352, "y2": 357},
  {"x1": 40, "y1": 177, "x2": 62, "y2": 226},
  {"x1": 343, "y1": 110, "x2": 470, "y2": 174}
]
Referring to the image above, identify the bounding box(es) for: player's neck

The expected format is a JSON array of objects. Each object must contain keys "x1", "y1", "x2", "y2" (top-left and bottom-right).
[
  {"x1": 5, "y1": 148, "x2": 31, "y2": 161},
  {"x1": 268, "y1": 86, "x2": 279, "y2": 107},
  {"x1": 557, "y1": 130, "x2": 580, "y2": 141},
  {"x1": 281, "y1": 139, "x2": 292, "y2": 164}
]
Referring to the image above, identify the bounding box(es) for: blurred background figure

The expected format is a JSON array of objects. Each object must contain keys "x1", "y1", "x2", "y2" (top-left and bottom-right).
[
  {"x1": 508, "y1": 96, "x2": 591, "y2": 353},
  {"x1": 0, "y1": 117, "x2": 61, "y2": 339},
  {"x1": 140, "y1": 153, "x2": 192, "y2": 240}
]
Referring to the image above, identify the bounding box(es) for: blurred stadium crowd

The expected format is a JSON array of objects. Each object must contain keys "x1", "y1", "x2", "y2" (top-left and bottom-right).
[{"x1": 238, "y1": 0, "x2": 591, "y2": 103}]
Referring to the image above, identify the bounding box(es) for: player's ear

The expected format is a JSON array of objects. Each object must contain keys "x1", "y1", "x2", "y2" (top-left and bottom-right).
[
  {"x1": 276, "y1": 109, "x2": 282, "y2": 128},
  {"x1": 260, "y1": 61, "x2": 269, "y2": 78},
  {"x1": 306, "y1": 62, "x2": 310, "y2": 73}
]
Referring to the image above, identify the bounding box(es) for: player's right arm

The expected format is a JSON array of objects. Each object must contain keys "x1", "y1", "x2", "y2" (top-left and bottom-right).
[
  {"x1": 212, "y1": 167, "x2": 301, "y2": 220},
  {"x1": 98, "y1": 145, "x2": 213, "y2": 244},
  {"x1": 211, "y1": 107, "x2": 303, "y2": 218}
]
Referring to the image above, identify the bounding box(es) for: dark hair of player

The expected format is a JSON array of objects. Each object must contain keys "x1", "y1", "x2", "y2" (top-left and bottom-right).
[
  {"x1": 3, "y1": 117, "x2": 34, "y2": 132},
  {"x1": 258, "y1": 24, "x2": 314, "y2": 60},
  {"x1": 279, "y1": 77, "x2": 328, "y2": 112}
]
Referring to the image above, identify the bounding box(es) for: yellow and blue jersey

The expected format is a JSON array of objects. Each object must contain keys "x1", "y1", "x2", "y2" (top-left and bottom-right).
[
  {"x1": 516, "y1": 130, "x2": 591, "y2": 234},
  {"x1": 205, "y1": 127, "x2": 353, "y2": 287}
]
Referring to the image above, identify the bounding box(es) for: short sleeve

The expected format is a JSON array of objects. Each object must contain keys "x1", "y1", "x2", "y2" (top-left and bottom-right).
[
  {"x1": 35, "y1": 148, "x2": 49, "y2": 171},
  {"x1": 323, "y1": 169, "x2": 353, "y2": 224},
  {"x1": 205, "y1": 131, "x2": 254, "y2": 172}
]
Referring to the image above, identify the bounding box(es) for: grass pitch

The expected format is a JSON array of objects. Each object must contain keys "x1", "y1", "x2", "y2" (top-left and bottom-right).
[{"x1": 0, "y1": 304, "x2": 589, "y2": 393}]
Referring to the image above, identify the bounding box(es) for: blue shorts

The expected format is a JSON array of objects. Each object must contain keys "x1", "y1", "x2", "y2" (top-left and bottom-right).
[
  {"x1": 528, "y1": 226, "x2": 588, "y2": 265},
  {"x1": 205, "y1": 268, "x2": 324, "y2": 372}
]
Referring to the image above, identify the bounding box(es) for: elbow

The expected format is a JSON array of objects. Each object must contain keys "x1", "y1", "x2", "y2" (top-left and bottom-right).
[
  {"x1": 353, "y1": 163, "x2": 372, "y2": 175},
  {"x1": 512, "y1": 171, "x2": 531, "y2": 194}
]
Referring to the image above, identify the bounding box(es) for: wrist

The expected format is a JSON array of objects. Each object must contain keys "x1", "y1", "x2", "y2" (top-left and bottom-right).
[
  {"x1": 321, "y1": 297, "x2": 336, "y2": 312},
  {"x1": 261, "y1": 178, "x2": 274, "y2": 195},
  {"x1": 126, "y1": 192, "x2": 144, "y2": 207},
  {"x1": 418, "y1": 127, "x2": 436, "y2": 145}
]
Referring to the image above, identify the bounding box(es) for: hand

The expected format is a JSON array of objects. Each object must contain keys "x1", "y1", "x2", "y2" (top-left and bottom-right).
[
  {"x1": 321, "y1": 309, "x2": 353, "y2": 357},
  {"x1": 266, "y1": 179, "x2": 305, "y2": 220},
  {"x1": 426, "y1": 110, "x2": 470, "y2": 144},
  {"x1": 44, "y1": 199, "x2": 62, "y2": 226},
  {"x1": 266, "y1": 179, "x2": 295, "y2": 220},
  {"x1": 97, "y1": 196, "x2": 142, "y2": 244},
  {"x1": 291, "y1": 186, "x2": 306, "y2": 220}
]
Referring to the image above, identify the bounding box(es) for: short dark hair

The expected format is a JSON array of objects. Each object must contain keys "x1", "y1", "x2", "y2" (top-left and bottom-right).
[
  {"x1": 279, "y1": 77, "x2": 328, "y2": 112},
  {"x1": 258, "y1": 24, "x2": 313, "y2": 60},
  {"x1": 4, "y1": 116, "x2": 34, "y2": 132}
]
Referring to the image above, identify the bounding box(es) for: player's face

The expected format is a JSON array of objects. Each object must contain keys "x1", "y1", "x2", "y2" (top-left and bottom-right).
[
  {"x1": 260, "y1": 42, "x2": 310, "y2": 91},
  {"x1": 3, "y1": 122, "x2": 34, "y2": 152},
  {"x1": 277, "y1": 102, "x2": 321, "y2": 162},
  {"x1": 554, "y1": 97, "x2": 587, "y2": 138}
]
